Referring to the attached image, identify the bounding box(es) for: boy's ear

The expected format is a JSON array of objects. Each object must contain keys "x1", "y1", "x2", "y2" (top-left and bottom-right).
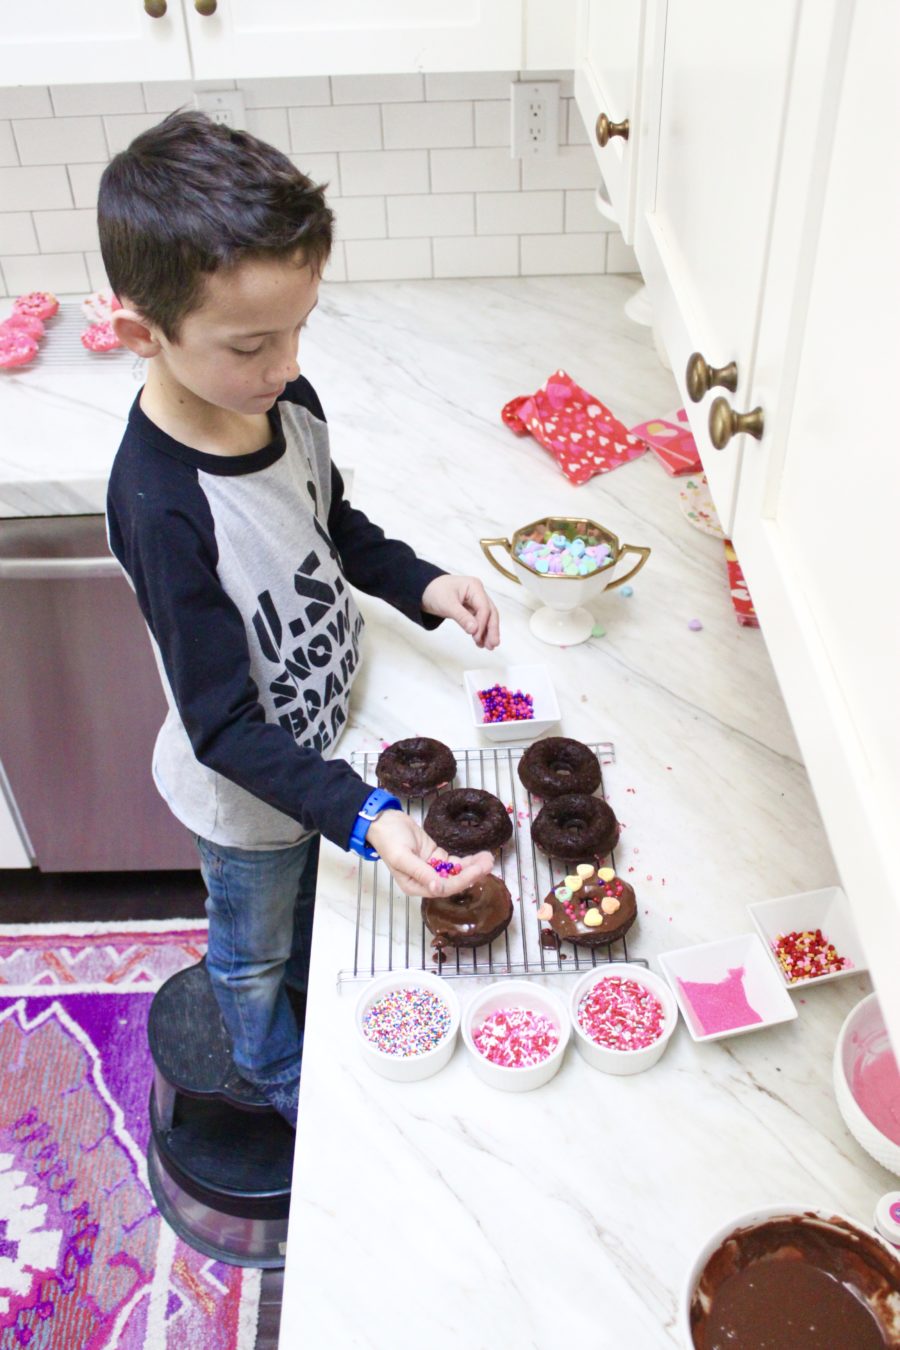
[{"x1": 110, "y1": 306, "x2": 163, "y2": 358}]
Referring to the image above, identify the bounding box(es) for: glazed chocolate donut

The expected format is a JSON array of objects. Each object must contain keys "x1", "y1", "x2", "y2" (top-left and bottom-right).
[
  {"x1": 518, "y1": 736, "x2": 601, "y2": 798},
  {"x1": 542, "y1": 866, "x2": 636, "y2": 947},
  {"x1": 531, "y1": 792, "x2": 619, "y2": 863},
  {"x1": 423, "y1": 788, "x2": 513, "y2": 856},
  {"x1": 376, "y1": 737, "x2": 457, "y2": 796},
  {"x1": 422, "y1": 874, "x2": 513, "y2": 950}
]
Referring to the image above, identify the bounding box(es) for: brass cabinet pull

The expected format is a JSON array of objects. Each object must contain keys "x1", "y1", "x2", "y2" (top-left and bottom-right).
[
  {"x1": 194, "y1": 0, "x2": 217, "y2": 13},
  {"x1": 685, "y1": 351, "x2": 738, "y2": 403},
  {"x1": 709, "y1": 397, "x2": 764, "y2": 449},
  {"x1": 595, "y1": 113, "x2": 629, "y2": 147},
  {"x1": 144, "y1": 0, "x2": 167, "y2": 16}
]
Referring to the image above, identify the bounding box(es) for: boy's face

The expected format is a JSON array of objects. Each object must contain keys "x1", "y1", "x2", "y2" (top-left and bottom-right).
[{"x1": 153, "y1": 253, "x2": 320, "y2": 417}]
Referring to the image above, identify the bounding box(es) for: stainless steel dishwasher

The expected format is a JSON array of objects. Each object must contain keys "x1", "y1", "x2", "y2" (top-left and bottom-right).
[{"x1": 0, "y1": 514, "x2": 198, "y2": 870}]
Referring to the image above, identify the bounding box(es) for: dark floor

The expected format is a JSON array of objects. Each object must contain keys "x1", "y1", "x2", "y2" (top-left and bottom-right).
[{"x1": 1, "y1": 865, "x2": 284, "y2": 1349}]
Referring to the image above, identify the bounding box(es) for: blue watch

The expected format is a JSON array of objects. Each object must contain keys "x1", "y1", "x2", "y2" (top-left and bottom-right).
[{"x1": 348, "y1": 788, "x2": 401, "y2": 860}]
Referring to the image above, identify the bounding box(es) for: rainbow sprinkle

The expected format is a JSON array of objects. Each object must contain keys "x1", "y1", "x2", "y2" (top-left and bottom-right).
[{"x1": 363, "y1": 986, "x2": 451, "y2": 1057}]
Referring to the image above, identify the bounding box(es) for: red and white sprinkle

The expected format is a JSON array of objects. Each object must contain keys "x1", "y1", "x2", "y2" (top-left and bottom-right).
[
  {"x1": 577, "y1": 976, "x2": 665, "y2": 1051},
  {"x1": 363, "y1": 986, "x2": 451, "y2": 1057},
  {"x1": 472, "y1": 1006, "x2": 559, "y2": 1067}
]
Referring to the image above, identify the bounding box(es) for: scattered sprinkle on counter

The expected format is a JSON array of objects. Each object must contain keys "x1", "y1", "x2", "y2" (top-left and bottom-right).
[
  {"x1": 688, "y1": 618, "x2": 703, "y2": 631},
  {"x1": 773, "y1": 929, "x2": 849, "y2": 982},
  {"x1": 473, "y1": 1007, "x2": 559, "y2": 1068},
  {"x1": 577, "y1": 977, "x2": 665, "y2": 1050},
  {"x1": 363, "y1": 987, "x2": 451, "y2": 1057}
]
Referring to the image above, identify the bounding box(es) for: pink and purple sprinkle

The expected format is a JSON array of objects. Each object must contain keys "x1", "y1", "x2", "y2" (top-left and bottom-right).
[
  {"x1": 363, "y1": 986, "x2": 451, "y2": 1057},
  {"x1": 477, "y1": 683, "x2": 534, "y2": 724},
  {"x1": 577, "y1": 976, "x2": 665, "y2": 1050},
  {"x1": 472, "y1": 1006, "x2": 559, "y2": 1067},
  {"x1": 428, "y1": 858, "x2": 462, "y2": 876}
]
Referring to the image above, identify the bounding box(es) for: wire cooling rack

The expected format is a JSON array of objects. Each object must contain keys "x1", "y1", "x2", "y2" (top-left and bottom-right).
[
  {"x1": 339, "y1": 742, "x2": 648, "y2": 986},
  {"x1": 18, "y1": 301, "x2": 144, "y2": 373}
]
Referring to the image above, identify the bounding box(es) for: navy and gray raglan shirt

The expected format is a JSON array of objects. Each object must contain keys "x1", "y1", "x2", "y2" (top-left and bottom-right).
[{"x1": 106, "y1": 374, "x2": 444, "y2": 851}]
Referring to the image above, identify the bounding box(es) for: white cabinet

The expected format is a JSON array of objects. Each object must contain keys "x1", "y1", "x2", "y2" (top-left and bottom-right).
[{"x1": 0, "y1": 0, "x2": 575, "y2": 86}]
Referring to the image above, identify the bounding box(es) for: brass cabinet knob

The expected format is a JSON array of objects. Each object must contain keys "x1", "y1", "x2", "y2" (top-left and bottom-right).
[
  {"x1": 194, "y1": 0, "x2": 217, "y2": 13},
  {"x1": 144, "y1": 0, "x2": 167, "y2": 16},
  {"x1": 595, "y1": 113, "x2": 630, "y2": 147},
  {"x1": 709, "y1": 397, "x2": 764, "y2": 449},
  {"x1": 685, "y1": 351, "x2": 738, "y2": 403}
]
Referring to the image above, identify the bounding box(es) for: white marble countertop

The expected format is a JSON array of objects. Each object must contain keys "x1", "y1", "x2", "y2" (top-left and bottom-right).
[{"x1": 2, "y1": 277, "x2": 889, "y2": 1348}]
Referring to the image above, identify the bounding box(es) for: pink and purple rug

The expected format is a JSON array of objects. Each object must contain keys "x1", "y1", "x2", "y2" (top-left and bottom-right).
[{"x1": 0, "y1": 920, "x2": 261, "y2": 1350}]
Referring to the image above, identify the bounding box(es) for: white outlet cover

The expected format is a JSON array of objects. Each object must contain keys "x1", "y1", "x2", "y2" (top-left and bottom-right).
[
  {"x1": 510, "y1": 81, "x2": 559, "y2": 158},
  {"x1": 194, "y1": 89, "x2": 247, "y2": 130}
]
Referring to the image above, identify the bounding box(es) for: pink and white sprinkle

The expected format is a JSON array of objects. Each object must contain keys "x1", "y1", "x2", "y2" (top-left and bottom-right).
[
  {"x1": 577, "y1": 976, "x2": 665, "y2": 1051},
  {"x1": 363, "y1": 986, "x2": 451, "y2": 1057},
  {"x1": 472, "y1": 1006, "x2": 559, "y2": 1067}
]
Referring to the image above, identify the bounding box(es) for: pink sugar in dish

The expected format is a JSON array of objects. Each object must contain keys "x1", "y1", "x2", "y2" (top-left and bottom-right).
[
  {"x1": 472, "y1": 1006, "x2": 559, "y2": 1068},
  {"x1": 677, "y1": 965, "x2": 762, "y2": 1036}
]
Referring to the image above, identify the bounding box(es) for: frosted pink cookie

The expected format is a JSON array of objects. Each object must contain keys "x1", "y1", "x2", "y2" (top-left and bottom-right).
[
  {"x1": 81, "y1": 321, "x2": 121, "y2": 353},
  {"x1": 81, "y1": 290, "x2": 121, "y2": 324},
  {"x1": 1, "y1": 312, "x2": 45, "y2": 340},
  {"x1": 0, "y1": 328, "x2": 39, "y2": 368},
  {"x1": 13, "y1": 291, "x2": 59, "y2": 320}
]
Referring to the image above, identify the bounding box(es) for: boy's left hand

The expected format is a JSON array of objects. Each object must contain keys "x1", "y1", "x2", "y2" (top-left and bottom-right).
[{"x1": 422, "y1": 574, "x2": 500, "y2": 650}]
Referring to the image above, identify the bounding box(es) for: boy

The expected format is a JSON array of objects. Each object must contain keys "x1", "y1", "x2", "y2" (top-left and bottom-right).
[{"x1": 100, "y1": 111, "x2": 498, "y2": 1126}]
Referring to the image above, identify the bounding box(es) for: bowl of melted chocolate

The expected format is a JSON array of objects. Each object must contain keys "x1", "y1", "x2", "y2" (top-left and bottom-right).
[{"x1": 683, "y1": 1207, "x2": 900, "y2": 1350}]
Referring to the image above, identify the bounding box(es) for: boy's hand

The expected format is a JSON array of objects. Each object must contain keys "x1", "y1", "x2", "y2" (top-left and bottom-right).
[
  {"x1": 421, "y1": 574, "x2": 500, "y2": 650},
  {"x1": 365, "y1": 810, "x2": 493, "y2": 897}
]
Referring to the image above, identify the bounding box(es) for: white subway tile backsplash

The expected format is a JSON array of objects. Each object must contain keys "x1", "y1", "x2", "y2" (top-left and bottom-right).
[
  {"x1": 33, "y1": 209, "x2": 100, "y2": 254},
  {"x1": 521, "y1": 145, "x2": 599, "y2": 191},
  {"x1": 433, "y1": 235, "x2": 518, "y2": 278},
  {"x1": 289, "y1": 105, "x2": 381, "y2": 155},
  {"x1": 332, "y1": 74, "x2": 423, "y2": 105},
  {"x1": 0, "y1": 166, "x2": 72, "y2": 212},
  {"x1": 67, "y1": 163, "x2": 105, "y2": 210},
  {"x1": 476, "y1": 190, "x2": 562, "y2": 235},
  {"x1": 565, "y1": 189, "x2": 617, "y2": 233},
  {"x1": 606, "y1": 234, "x2": 639, "y2": 273},
  {"x1": 0, "y1": 214, "x2": 37, "y2": 256},
  {"x1": 345, "y1": 238, "x2": 432, "y2": 281},
  {"x1": 50, "y1": 84, "x2": 146, "y2": 117},
  {"x1": 246, "y1": 107, "x2": 291, "y2": 153},
  {"x1": 241, "y1": 78, "x2": 331, "y2": 108},
  {"x1": 520, "y1": 233, "x2": 606, "y2": 275},
  {"x1": 474, "y1": 101, "x2": 510, "y2": 149},
  {"x1": 566, "y1": 98, "x2": 590, "y2": 146},
  {"x1": 339, "y1": 150, "x2": 428, "y2": 197},
  {"x1": 2, "y1": 251, "x2": 89, "y2": 295},
  {"x1": 292, "y1": 153, "x2": 341, "y2": 195},
  {"x1": 0, "y1": 122, "x2": 17, "y2": 167},
  {"x1": 103, "y1": 114, "x2": 162, "y2": 156},
  {"x1": 431, "y1": 147, "x2": 518, "y2": 193},
  {"x1": 426, "y1": 73, "x2": 514, "y2": 101},
  {"x1": 0, "y1": 88, "x2": 52, "y2": 120},
  {"x1": 14, "y1": 117, "x2": 108, "y2": 166},
  {"x1": 85, "y1": 251, "x2": 110, "y2": 291},
  {"x1": 323, "y1": 241, "x2": 347, "y2": 283},
  {"x1": 329, "y1": 196, "x2": 387, "y2": 241},
  {"x1": 383, "y1": 101, "x2": 472, "y2": 151},
  {"x1": 142, "y1": 82, "x2": 196, "y2": 114},
  {"x1": 387, "y1": 193, "x2": 473, "y2": 239}
]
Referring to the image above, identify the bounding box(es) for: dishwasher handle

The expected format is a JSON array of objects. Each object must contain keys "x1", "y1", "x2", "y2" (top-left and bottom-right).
[{"x1": 0, "y1": 555, "x2": 122, "y2": 580}]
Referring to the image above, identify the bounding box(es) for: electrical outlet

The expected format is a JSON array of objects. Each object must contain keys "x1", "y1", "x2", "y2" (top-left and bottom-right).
[
  {"x1": 194, "y1": 90, "x2": 247, "y2": 130},
  {"x1": 510, "y1": 81, "x2": 560, "y2": 158}
]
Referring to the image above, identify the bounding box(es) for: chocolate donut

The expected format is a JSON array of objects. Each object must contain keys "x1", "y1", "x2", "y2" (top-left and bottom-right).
[
  {"x1": 422, "y1": 874, "x2": 513, "y2": 950},
  {"x1": 543, "y1": 867, "x2": 636, "y2": 947},
  {"x1": 423, "y1": 788, "x2": 513, "y2": 855},
  {"x1": 376, "y1": 737, "x2": 457, "y2": 797},
  {"x1": 531, "y1": 792, "x2": 619, "y2": 863},
  {"x1": 518, "y1": 736, "x2": 601, "y2": 798}
]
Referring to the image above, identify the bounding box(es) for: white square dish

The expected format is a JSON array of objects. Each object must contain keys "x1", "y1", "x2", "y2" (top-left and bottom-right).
[
  {"x1": 463, "y1": 665, "x2": 560, "y2": 743},
  {"x1": 747, "y1": 886, "x2": 867, "y2": 988},
  {"x1": 657, "y1": 934, "x2": 798, "y2": 1043}
]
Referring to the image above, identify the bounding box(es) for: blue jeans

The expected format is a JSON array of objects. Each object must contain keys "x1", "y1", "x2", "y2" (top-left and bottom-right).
[{"x1": 195, "y1": 832, "x2": 320, "y2": 1127}]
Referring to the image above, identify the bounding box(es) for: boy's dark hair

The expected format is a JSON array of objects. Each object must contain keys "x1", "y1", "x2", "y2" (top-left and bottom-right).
[{"x1": 98, "y1": 109, "x2": 333, "y2": 340}]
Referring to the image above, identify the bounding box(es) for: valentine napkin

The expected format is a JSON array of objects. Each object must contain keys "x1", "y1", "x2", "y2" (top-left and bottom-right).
[
  {"x1": 502, "y1": 369, "x2": 648, "y2": 485},
  {"x1": 628, "y1": 408, "x2": 702, "y2": 476}
]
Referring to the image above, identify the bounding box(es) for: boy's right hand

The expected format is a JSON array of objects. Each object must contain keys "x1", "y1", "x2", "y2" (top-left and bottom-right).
[{"x1": 365, "y1": 810, "x2": 493, "y2": 898}]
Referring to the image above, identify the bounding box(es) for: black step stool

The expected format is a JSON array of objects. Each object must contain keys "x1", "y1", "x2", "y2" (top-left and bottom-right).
[{"x1": 147, "y1": 959, "x2": 295, "y2": 1268}]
